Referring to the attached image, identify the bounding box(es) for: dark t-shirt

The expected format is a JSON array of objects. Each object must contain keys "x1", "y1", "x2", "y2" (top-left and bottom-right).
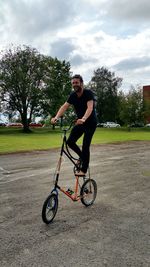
[{"x1": 67, "y1": 89, "x2": 97, "y2": 126}]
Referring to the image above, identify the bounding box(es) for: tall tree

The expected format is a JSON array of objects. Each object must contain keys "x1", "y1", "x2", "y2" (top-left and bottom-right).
[
  {"x1": 42, "y1": 57, "x2": 72, "y2": 121},
  {"x1": 0, "y1": 45, "x2": 46, "y2": 132},
  {"x1": 119, "y1": 85, "x2": 144, "y2": 126},
  {"x1": 0, "y1": 86, "x2": 2, "y2": 113},
  {"x1": 91, "y1": 67, "x2": 122, "y2": 122}
]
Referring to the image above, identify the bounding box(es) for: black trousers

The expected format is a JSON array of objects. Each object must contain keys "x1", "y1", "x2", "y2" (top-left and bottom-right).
[{"x1": 67, "y1": 123, "x2": 96, "y2": 173}]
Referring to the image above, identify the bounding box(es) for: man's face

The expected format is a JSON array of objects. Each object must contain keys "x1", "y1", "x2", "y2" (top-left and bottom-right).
[{"x1": 71, "y1": 78, "x2": 82, "y2": 93}]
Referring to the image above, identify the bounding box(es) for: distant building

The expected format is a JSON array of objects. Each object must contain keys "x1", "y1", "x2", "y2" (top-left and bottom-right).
[{"x1": 143, "y1": 85, "x2": 150, "y2": 123}]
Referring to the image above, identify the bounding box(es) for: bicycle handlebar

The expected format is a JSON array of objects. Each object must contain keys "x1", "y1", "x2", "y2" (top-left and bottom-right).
[{"x1": 61, "y1": 120, "x2": 76, "y2": 132}]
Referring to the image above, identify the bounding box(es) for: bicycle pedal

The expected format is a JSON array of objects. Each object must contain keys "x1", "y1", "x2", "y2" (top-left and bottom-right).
[{"x1": 66, "y1": 188, "x2": 74, "y2": 195}]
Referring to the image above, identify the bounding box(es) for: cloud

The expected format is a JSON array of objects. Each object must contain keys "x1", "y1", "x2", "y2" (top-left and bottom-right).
[
  {"x1": 0, "y1": 0, "x2": 76, "y2": 41},
  {"x1": 70, "y1": 54, "x2": 98, "y2": 66},
  {"x1": 107, "y1": 0, "x2": 150, "y2": 22},
  {"x1": 113, "y1": 56, "x2": 150, "y2": 71},
  {"x1": 50, "y1": 38, "x2": 75, "y2": 60},
  {"x1": 0, "y1": 0, "x2": 150, "y2": 90},
  {"x1": 70, "y1": 54, "x2": 87, "y2": 66}
]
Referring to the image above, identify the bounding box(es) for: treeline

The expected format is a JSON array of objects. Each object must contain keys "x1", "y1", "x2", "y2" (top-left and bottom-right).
[
  {"x1": 90, "y1": 68, "x2": 144, "y2": 126},
  {"x1": 0, "y1": 45, "x2": 149, "y2": 132}
]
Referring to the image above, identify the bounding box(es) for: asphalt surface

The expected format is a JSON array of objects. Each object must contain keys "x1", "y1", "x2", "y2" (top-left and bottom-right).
[{"x1": 0, "y1": 141, "x2": 150, "y2": 267}]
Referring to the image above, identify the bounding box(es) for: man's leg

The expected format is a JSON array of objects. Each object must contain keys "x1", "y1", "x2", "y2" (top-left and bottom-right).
[
  {"x1": 81, "y1": 126, "x2": 96, "y2": 173},
  {"x1": 67, "y1": 125, "x2": 84, "y2": 158}
]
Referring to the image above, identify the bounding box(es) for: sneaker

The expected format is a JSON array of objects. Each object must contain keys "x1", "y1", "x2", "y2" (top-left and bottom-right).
[{"x1": 76, "y1": 158, "x2": 82, "y2": 168}]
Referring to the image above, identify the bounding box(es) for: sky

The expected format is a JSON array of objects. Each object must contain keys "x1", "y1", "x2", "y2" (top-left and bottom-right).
[{"x1": 0, "y1": 0, "x2": 150, "y2": 92}]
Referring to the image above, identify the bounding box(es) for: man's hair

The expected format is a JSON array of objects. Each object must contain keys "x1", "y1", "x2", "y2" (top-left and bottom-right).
[{"x1": 72, "y1": 74, "x2": 83, "y2": 83}]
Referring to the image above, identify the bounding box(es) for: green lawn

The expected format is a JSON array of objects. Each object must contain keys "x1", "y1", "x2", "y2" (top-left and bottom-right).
[
  {"x1": 93, "y1": 127, "x2": 150, "y2": 143},
  {"x1": 0, "y1": 126, "x2": 150, "y2": 154}
]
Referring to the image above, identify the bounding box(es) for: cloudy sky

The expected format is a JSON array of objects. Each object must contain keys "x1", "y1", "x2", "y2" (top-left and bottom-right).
[{"x1": 0, "y1": 0, "x2": 150, "y2": 91}]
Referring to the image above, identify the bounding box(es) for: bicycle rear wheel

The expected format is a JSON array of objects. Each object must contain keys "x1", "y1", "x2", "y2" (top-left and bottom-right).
[
  {"x1": 42, "y1": 193, "x2": 58, "y2": 224},
  {"x1": 80, "y1": 179, "x2": 97, "y2": 206}
]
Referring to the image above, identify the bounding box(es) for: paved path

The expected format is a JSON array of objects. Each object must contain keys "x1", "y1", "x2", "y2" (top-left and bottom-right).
[{"x1": 0, "y1": 142, "x2": 150, "y2": 267}]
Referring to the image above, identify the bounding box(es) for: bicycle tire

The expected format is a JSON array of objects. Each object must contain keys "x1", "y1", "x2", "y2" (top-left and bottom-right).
[
  {"x1": 80, "y1": 179, "x2": 97, "y2": 206},
  {"x1": 42, "y1": 193, "x2": 58, "y2": 224}
]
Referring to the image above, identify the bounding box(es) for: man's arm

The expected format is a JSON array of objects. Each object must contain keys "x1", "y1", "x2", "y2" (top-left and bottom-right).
[
  {"x1": 82, "y1": 100, "x2": 93, "y2": 121},
  {"x1": 76, "y1": 100, "x2": 94, "y2": 125},
  {"x1": 51, "y1": 102, "x2": 70, "y2": 124}
]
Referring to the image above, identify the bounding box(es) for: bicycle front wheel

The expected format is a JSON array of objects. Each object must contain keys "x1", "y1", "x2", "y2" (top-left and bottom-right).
[
  {"x1": 80, "y1": 179, "x2": 97, "y2": 206},
  {"x1": 42, "y1": 193, "x2": 58, "y2": 224}
]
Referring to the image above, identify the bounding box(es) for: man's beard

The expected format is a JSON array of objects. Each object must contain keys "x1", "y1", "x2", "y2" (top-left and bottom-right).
[{"x1": 73, "y1": 86, "x2": 82, "y2": 93}]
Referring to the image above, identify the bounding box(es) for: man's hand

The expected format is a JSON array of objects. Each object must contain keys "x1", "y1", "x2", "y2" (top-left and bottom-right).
[
  {"x1": 76, "y1": 118, "x2": 85, "y2": 125},
  {"x1": 51, "y1": 117, "x2": 58, "y2": 124}
]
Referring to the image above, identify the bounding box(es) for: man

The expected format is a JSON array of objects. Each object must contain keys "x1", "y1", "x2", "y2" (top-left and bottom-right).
[{"x1": 51, "y1": 74, "x2": 97, "y2": 176}]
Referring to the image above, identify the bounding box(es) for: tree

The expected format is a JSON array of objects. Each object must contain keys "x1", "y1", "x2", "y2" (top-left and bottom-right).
[
  {"x1": 118, "y1": 85, "x2": 144, "y2": 126},
  {"x1": 41, "y1": 57, "x2": 72, "y2": 124},
  {"x1": 117, "y1": 90, "x2": 127, "y2": 125},
  {"x1": 0, "y1": 83, "x2": 14, "y2": 121},
  {"x1": 0, "y1": 45, "x2": 46, "y2": 132},
  {"x1": 0, "y1": 85, "x2": 2, "y2": 113},
  {"x1": 91, "y1": 67, "x2": 122, "y2": 122}
]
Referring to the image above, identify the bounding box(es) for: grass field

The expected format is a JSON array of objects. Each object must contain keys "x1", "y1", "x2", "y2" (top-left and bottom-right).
[{"x1": 0, "y1": 126, "x2": 150, "y2": 154}]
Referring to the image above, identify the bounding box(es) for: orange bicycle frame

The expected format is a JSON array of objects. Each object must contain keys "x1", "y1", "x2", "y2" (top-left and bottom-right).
[{"x1": 53, "y1": 125, "x2": 83, "y2": 201}]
